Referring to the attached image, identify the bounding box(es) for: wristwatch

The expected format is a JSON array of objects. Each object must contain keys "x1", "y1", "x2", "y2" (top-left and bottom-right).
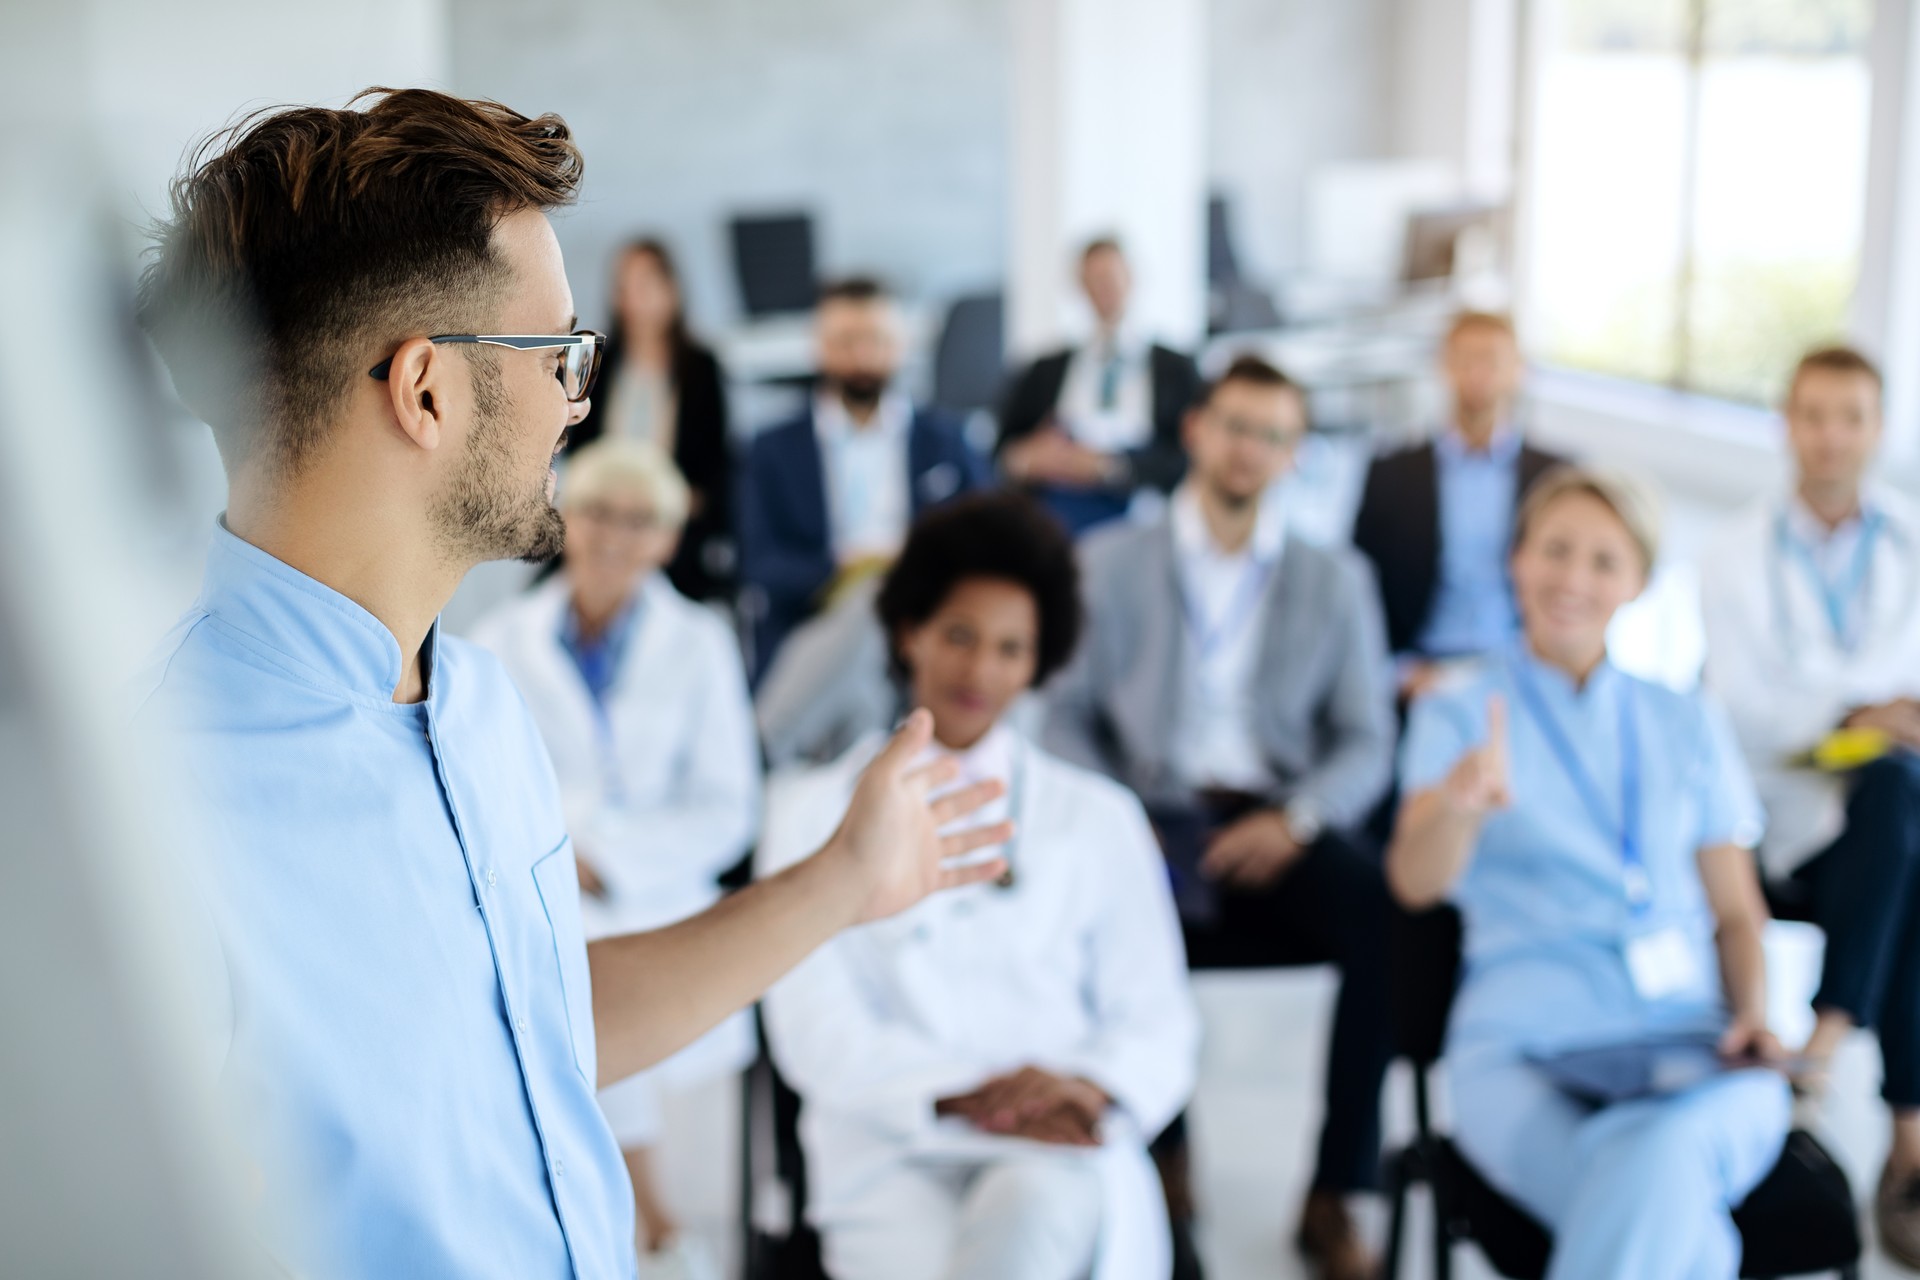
[{"x1": 1282, "y1": 797, "x2": 1325, "y2": 846}]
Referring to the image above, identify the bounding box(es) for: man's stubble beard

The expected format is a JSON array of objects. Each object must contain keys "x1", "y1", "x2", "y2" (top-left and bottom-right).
[{"x1": 429, "y1": 353, "x2": 567, "y2": 567}]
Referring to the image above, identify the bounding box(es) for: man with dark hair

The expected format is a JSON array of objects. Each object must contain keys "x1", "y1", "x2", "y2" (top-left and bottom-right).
[
  {"x1": 761, "y1": 490, "x2": 1198, "y2": 1280},
  {"x1": 131, "y1": 89, "x2": 1010, "y2": 1280},
  {"x1": 739, "y1": 274, "x2": 990, "y2": 677},
  {"x1": 1044, "y1": 355, "x2": 1396, "y2": 1280},
  {"x1": 1351, "y1": 310, "x2": 1566, "y2": 702},
  {"x1": 996, "y1": 238, "x2": 1201, "y2": 536}
]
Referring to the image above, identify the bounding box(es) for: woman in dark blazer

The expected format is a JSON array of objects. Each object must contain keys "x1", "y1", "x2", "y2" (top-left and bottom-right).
[{"x1": 569, "y1": 238, "x2": 736, "y2": 602}]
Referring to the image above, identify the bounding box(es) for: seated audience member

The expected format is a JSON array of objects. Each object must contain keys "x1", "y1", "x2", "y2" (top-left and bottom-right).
[
  {"x1": 472, "y1": 439, "x2": 759, "y2": 1279},
  {"x1": 997, "y1": 237, "x2": 1201, "y2": 536},
  {"x1": 1352, "y1": 310, "x2": 1566, "y2": 701},
  {"x1": 568, "y1": 237, "x2": 736, "y2": 601},
  {"x1": 760, "y1": 492, "x2": 1200, "y2": 1280},
  {"x1": 1389, "y1": 467, "x2": 1790, "y2": 1280},
  {"x1": 1699, "y1": 345, "x2": 1920, "y2": 1264},
  {"x1": 739, "y1": 277, "x2": 991, "y2": 678},
  {"x1": 1043, "y1": 355, "x2": 1396, "y2": 1280}
]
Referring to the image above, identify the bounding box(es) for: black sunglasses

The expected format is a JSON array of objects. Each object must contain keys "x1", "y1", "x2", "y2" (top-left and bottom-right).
[{"x1": 369, "y1": 331, "x2": 606, "y2": 403}]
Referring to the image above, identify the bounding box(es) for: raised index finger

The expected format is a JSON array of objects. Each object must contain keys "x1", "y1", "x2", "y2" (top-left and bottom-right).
[{"x1": 1485, "y1": 693, "x2": 1508, "y2": 756}]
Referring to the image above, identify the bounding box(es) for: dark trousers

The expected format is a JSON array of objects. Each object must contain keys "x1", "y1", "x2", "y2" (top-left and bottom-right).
[
  {"x1": 1793, "y1": 752, "x2": 1920, "y2": 1108},
  {"x1": 1173, "y1": 828, "x2": 1396, "y2": 1193}
]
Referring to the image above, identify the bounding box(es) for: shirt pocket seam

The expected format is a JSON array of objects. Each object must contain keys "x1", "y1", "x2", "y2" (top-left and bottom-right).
[{"x1": 531, "y1": 837, "x2": 596, "y2": 1084}]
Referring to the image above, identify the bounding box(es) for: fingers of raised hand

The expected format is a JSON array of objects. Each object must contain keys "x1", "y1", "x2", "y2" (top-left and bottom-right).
[
  {"x1": 927, "y1": 778, "x2": 1005, "y2": 828},
  {"x1": 900, "y1": 754, "x2": 960, "y2": 799},
  {"x1": 938, "y1": 818, "x2": 1014, "y2": 861},
  {"x1": 935, "y1": 855, "x2": 1009, "y2": 893}
]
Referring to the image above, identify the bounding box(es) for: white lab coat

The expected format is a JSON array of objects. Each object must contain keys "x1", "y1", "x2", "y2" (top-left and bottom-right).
[
  {"x1": 471, "y1": 574, "x2": 759, "y2": 1115},
  {"x1": 759, "y1": 727, "x2": 1199, "y2": 1280},
  {"x1": 1700, "y1": 486, "x2": 1920, "y2": 877}
]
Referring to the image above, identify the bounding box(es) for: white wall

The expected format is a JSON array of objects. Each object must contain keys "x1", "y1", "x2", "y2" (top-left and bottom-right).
[
  {"x1": 449, "y1": 0, "x2": 1011, "y2": 335},
  {"x1": 1008, "y1": 0, "x2": 1208, "y2": 352},
  {"x1": 1207, "y1": 0, "x2": 1396, "y2": 282},
  {"x1": 82, "y1": 0, "x2": 451, "y2": 228}
]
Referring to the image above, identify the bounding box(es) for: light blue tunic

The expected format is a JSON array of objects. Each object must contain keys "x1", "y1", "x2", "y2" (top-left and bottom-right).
[
  {"x1": 1399, "y1": 647, "x2": 1788, "y2": 1280},
  {"x1": 1400, "y1": 647, "x2": 1763, "y2": 1061},
  {"x1": 133, "y1": 525, "x2": 635, "y2": 1279}
]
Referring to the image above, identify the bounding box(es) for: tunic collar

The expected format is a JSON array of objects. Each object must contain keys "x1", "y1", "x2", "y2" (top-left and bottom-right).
[{"x1": 198, "y1": 518, "x2": 429, "y2": 705}]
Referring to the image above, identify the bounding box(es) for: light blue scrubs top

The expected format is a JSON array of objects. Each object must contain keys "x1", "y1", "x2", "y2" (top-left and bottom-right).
[
  {"x1": 1414, "y1": 428, "x2": 1524, "y2": 658},
  {"x1": 1399, "y1": 647, "x2": 1764, "y2": 1063},
  {"x1": 132, "y1": 525, "x2": 635, "y2": 1279}
]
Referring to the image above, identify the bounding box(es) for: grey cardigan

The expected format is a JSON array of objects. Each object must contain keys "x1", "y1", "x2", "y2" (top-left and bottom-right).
[{"x1": 1041, "y1": 515, "x2": 1395, "y2": 830}]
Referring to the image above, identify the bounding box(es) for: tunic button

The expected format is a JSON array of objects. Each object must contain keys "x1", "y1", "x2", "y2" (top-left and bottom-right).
[
  {"x1": 553, "y1": 1158, "x2": 566, "y2": 1178},
  {"x1": 486, "y1": 868, "x2": 497, "y2": 889},
  {"x1": 517, "y1": 1016, "x2": 530, "y2": 1035}
]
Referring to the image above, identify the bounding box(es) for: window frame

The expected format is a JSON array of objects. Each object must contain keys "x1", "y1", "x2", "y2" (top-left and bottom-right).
[{"x1": 1510, "y1": 0, "x2": 1919, "y2": 465}]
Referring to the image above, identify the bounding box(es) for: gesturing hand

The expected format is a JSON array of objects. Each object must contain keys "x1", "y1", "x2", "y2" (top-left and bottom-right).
[
  {"x1": 1441, "y1": 694, "x2": 1513, "y2": 817},
  {"x1": 825, "y1": 709, "x2": 1015, "y2": 924}
]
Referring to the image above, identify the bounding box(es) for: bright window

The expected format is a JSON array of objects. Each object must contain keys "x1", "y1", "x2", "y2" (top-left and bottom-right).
[{"x1": 1523, "y1": 0, "x2": 1873, "y2": 404}]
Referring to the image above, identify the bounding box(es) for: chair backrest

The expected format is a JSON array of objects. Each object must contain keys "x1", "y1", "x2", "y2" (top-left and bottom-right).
[
  {"x1": 1207, "y1": 194, "x2": 1241, "y2": 287},
  {"x1": 1389, "y1": 903, "x2": 1464, "y2": 1068},
  {"x1": 930, "y1": 291, "x2": 1005, "y2": 416},
  {"x1": 730, "y1": 212, "x2": 817, "y2": 318}
]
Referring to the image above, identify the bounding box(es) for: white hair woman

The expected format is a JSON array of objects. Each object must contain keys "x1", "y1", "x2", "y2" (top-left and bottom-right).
[
  {"x1": 1387, "y1": 466, "x2": 1791, "y2": 1280},
  {"x1": 473, "y1": 438, "x2": 759, "y2": 1279}
]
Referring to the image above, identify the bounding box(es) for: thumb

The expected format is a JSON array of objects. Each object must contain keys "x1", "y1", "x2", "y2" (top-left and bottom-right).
[{"x1": 868, "y1": 708, "x2": 934, "y2": 779}]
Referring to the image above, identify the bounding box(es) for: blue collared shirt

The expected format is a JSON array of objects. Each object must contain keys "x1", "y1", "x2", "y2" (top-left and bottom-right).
[
  {"x1": 1399, "y1": 647, "x2": 1763, "y2": 1061},
  {"x1": 133, "y1": 524, "x2": 635, "y2": 1279},
  {"x1": 1414, "y1": 427, "x2": 1524, "y2": 658},
  {"x1": 559, "y1": 593, "x2": 643, "y2": 709}
]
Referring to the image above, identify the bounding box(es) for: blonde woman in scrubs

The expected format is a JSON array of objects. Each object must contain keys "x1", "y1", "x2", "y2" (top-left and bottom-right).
[{"x1": 1388, "y1": 467, "x2": 1791, "y2": 1280}]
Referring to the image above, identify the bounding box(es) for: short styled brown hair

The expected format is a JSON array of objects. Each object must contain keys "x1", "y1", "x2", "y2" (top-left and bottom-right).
[
  {"x1": 1788, "y1": 344, "x2": 1883, "y2": 403},
  {"x1": 138, "y1": 88, "x2": 584, "y2": 473},
  {"x1": 817, "y1": 275, "x2": 890, "y2": 307},
  {"x1": 1196, "y1": 353, "x2": 1301, "y2": 409},
  {"x1": 1445, "y1": 310, "x2": 1517, "y2": 345}
]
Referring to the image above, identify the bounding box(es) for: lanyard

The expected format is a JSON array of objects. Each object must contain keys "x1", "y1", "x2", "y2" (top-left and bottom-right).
[
  {"x1": 1180, "y1": 555, "x2": 1276, "y2": 663},
  {"x1": 1508, "y1": 655, "x2": 1649, "y2": 916},
  {"x1": 1772, "y1": 510, "x2": 1881, "y2": 654}
]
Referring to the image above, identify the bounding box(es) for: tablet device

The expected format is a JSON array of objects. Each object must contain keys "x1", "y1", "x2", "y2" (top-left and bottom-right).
[{"x1": 1527, "y1": 1034, "x2": 1736, "y2": 1106}]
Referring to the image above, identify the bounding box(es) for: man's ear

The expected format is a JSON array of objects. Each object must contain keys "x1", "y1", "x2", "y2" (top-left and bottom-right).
[
  {"x1": 1179, "y1": 407, "x2": 1202, "y2": 454},
  {"x1": 384, "y1": 336, "x2": 448, "y2": 453}
]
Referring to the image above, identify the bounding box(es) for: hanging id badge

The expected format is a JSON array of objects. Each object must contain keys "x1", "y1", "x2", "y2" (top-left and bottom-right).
[
  {"x1": 1511, "y1": 657, "x2": 1704, "y2": 1003},
  {"x1": 1620, "y1": 851, "x2": 1704, "y2": 1002}
]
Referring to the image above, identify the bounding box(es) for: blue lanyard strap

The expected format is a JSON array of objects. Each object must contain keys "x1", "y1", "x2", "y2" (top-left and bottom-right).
[
  {"x1": 1774, "y1": 509, "x2": 1881, "y2": 653},
  {"x1": 1179, "y1": 556, "x2": 1276, "y2": 662},
  {"x1": 1508, "y1": 656, "x2": 1649, "y2": 915}
]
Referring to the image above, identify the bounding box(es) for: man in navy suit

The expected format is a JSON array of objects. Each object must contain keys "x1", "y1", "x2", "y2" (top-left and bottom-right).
[{"x1": 741, "y1": 277, "x2": 992, "y2": 679}]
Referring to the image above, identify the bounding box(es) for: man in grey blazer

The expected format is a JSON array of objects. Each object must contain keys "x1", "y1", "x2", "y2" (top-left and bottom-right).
[{"x1": 1043, "y1": 356, "x2": 1396, "y2": 1280}]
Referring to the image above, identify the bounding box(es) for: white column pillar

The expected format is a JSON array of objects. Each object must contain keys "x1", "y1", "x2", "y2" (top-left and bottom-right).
[
  {"x1": 1389, "y1": 0, "x2": 1519, "y2": 199},
  {"x1": 1853, "y1": 0, "x2": 1920, "y2": 463},
  {"x1": 1007, "y1": 0, "x2": 1208, "y2": 357}
]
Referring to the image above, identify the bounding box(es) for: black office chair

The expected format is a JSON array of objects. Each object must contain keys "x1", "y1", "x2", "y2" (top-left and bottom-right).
[
  {"x1": 741, "y1": 1016, "x2": 829, "y2": 1280},
  {"x1": 1382, "y1": 905, "x2": 1863, "y2": 1280},
  {"x1": 930, "y1": 291, "x2": 1005, "y2": 418}
]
